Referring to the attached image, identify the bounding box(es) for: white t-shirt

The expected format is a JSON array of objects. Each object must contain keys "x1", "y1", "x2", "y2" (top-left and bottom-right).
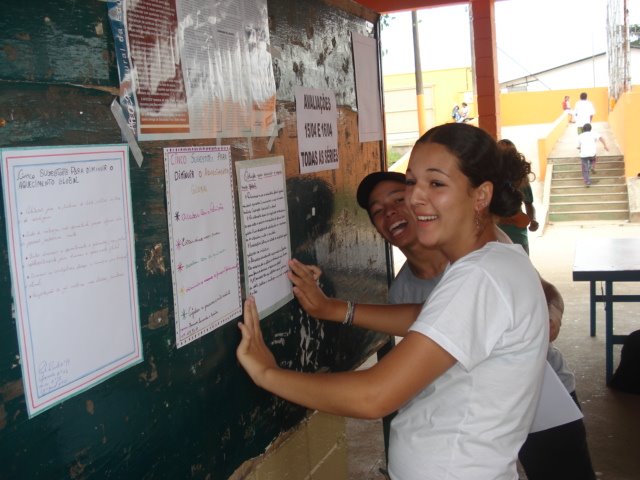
[
  {"x1": 389, "y1": 253, "x2": 582, "y2": 432},
  {"x1": 388, "y1": 242, "x2": 548, "y2": 480},
  {"x1": 573, "y1": 99, "x2": 595, "y2": 128},
  {"x1": 578, "y1": 131, "x2": 601, "y2": 158}
]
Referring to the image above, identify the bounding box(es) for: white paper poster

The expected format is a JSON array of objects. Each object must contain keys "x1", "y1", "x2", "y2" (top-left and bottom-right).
[
  {"x1": 164, "y1": 146, "x2": 242, "y2": 348},
  {"x1": 352, "y1": 32, "x2": 384, "y2": 142},
  {"x1": 235, "y1": 156, "x2": 293, "y2": 318},
  {"x1": 108, "y1": 0, "x2": 276, "y2": 141},
  {"x1": 1, "y1": 144, "x2": 142, "y2": 417},
  {"x1": 530, "y1": 363, "x2": 583, "y2": 433},
  {"x1": 295, "y1": 87, "x2": 339, "y2": 174}
]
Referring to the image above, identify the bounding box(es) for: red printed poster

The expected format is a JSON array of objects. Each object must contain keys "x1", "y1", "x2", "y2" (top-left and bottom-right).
[{"x1": 113, "y1": 0, "x2": 277, "y2": 140}]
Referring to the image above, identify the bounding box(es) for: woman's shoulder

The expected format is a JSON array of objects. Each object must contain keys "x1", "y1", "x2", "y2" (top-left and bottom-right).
[{"x1": 456, "y1": 242, "x2": 529, "y2": 274}]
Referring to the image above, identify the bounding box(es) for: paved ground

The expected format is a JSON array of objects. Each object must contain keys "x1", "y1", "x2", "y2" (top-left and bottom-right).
[{"x1": 529, "y1": 222, "x2": 640, "y2": 480}]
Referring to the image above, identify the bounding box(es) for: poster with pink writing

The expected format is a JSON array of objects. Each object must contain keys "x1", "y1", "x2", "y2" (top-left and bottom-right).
[
  {"x1": 164, "y1": 146, "x2": 241, "y2": 348},
  {"x1": 1, "y1": 144, "x2": 142, "y2": 418},
  {"x1": 235, "y1": 156, "x2": 293, "y2": 318}
]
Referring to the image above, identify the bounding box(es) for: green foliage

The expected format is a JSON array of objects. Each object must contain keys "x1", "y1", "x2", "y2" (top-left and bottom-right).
[
  {"x1": 379, "y1": 14, "x2": 397, "y2": 57},
  {"x1": 386, "y1": 149, "x2": 402, "y2": 167},
  {"x1": 380, "y1": 14, "x2": 395, "y2": 29},
  {"x1": 631, "y1": 24, "x2": 640, "y2": 47}
]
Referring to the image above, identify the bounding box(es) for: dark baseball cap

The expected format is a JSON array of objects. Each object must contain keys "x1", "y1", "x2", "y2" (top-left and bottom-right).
[{"x1": 356, "y1": 171, "x2": 407, "y2": 210}]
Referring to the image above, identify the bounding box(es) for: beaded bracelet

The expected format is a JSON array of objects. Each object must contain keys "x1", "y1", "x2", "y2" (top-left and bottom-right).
[{"x1": 342, "y1": 300, "x2": 355, "y2": 326}]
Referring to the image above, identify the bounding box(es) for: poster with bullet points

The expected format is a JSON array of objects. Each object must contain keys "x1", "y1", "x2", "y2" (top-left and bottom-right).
[
  {"x1": 164, "y1": 145, "x2": 242, "y2": 348},
  {"x1": 1, "y1": 144, "x2": 142, "y2": 417}
]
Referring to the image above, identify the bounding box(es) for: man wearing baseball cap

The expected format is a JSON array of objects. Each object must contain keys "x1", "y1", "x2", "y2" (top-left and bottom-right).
[{"x1": 356, "y1": 171, "x2": 447, "y2": 303}]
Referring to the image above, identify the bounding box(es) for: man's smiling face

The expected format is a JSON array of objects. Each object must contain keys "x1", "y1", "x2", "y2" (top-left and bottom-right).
[{"x1": 367, "y1": 180, "x2": 418, "y2": 250}]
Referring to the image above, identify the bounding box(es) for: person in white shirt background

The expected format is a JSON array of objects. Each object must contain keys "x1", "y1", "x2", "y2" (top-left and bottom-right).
[
  {"x1": 577, "y1": 122, "x2": 609, "y2": 186},
  {"x1": 573, "y1": 92, "x2": 595, "y2": 134}
]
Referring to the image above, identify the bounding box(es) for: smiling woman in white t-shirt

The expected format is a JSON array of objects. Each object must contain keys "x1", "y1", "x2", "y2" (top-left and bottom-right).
[{"x1": 236, "y1": 123, "x2": 548, "y2": 480}]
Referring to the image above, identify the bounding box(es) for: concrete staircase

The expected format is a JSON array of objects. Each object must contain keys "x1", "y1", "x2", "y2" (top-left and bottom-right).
[{"x1": 548, "y1": 155, "x2": 629, "y2": 222}]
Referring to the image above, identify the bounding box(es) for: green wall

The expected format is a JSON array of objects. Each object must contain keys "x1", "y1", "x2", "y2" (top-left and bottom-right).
[{"x1": 0, "y1": 1, "x2": 389, "y2": 478}]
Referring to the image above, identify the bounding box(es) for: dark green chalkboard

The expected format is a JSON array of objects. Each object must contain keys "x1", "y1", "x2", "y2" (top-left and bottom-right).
[{"x1": 0, "y1": 1, "x2": 388, "y2": 478}]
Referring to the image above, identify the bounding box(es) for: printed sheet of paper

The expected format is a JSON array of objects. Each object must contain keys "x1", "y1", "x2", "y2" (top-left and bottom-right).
[
  {"x1": 1, "y1": 145, "x2": 142, "y2": 418},
  {"x1": 530, "y1": 362, "x2": 583, "y2": 433},
  {"x1": 295, "y1": 87, "x2": 339, "y2": 174},
  {"x1": 164, "y1": 146, "x2": 242, "y2": 348},
  {"x1": 352, "y1": 32, "x2": 383, "y2": 142},
  {"x1": 236, "y1": 156, "x2": 293, "y2": 318},
  {"x1": 107, "y1": 0, "x2": 276, "y2": 141}
]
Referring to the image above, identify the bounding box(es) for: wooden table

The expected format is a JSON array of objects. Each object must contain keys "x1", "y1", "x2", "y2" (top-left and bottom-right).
[{"x1": 572, "y1": 238, "x2": 640, "y2": 382}]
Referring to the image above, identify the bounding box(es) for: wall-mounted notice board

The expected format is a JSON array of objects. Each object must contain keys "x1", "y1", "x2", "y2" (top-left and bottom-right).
[{"x1": 0, "y1": 0, "x2": 388, "y2": 478}]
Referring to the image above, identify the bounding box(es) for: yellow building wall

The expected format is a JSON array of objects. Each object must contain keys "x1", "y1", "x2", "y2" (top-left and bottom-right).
[
  {"x1": 383, "y1": 68, "x2": 640, "y2": 180},
  {"x1": 383, "y1": 67, "x2": 474, "y2": 138},
  {"x1": 609, "y1": 87, "x2": 640, "y2": 177},
  {"x1": 383, "y1": 72, "x2": 609, "y2": 137},
  {"x1": 500, "y1": 87, "x2": 610, "y2": 126}
]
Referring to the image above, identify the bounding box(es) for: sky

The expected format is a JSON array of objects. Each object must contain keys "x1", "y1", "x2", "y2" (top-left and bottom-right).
[{"x1": 380, "y1": 0, "x2": 640, "y2": 82}]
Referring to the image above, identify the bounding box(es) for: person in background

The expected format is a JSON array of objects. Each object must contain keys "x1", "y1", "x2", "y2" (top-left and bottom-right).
[
  {"x1": 237, "y1": 123, "x2": 548, "y2": 480},
  {"x1": 577, "y1": 123, "x2": 608, "y2": 187},
  {"x1": 451, "y1": 104, "x2": 461, "y2": 122},
  {"x1": 356, "y1": 170, "x2": 595, "y2": 480},
  {"x1": 459, "y1": 102, "x2": 471, "y2": 122},
  {"x1": 573, "y1": 92, "x2": 595, "y2": 134},
  {"x1": 496, "y1": 139, "x2": 539, "y2": 255},
  {"x1": 562, "y1": 95, "x2": 574, "y2": 122}
]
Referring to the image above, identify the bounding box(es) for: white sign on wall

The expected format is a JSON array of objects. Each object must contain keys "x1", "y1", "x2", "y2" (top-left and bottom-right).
[
  {"x1": 1, "y1": 144, "x2": 142, "y2": 417},
  {"x1": 235, "y1": 156, "x2": 293, "y2": 318},
  {"x1": 295, "y1": 87, "x2": 339, "y2": 174},
  {"x1": 163, "y1": 145, "x2": 242, "y2": 348}
]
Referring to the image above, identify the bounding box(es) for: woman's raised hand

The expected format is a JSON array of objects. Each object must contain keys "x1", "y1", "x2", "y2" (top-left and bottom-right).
[
  {"x1": 236, "y1": 296, "x2": 278, "y2": 387},
  {"x1": 287, "y1": 259, "x2": 340, "y2": 321}
]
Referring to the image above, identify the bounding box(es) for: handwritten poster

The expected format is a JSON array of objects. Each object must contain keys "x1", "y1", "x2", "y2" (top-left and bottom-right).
[
  {"x1": 295, "y1": 87, "x2": 339, "y2": 174},
  {"x1": 235, "y1": 156, "x2": 293, "y2": 318},
  {"x1": 1, "y1": 145, "x2": 142, "y2": 418},
  {"x1": 164, "y1": 146, "x2": 242, "y2": 347}
]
